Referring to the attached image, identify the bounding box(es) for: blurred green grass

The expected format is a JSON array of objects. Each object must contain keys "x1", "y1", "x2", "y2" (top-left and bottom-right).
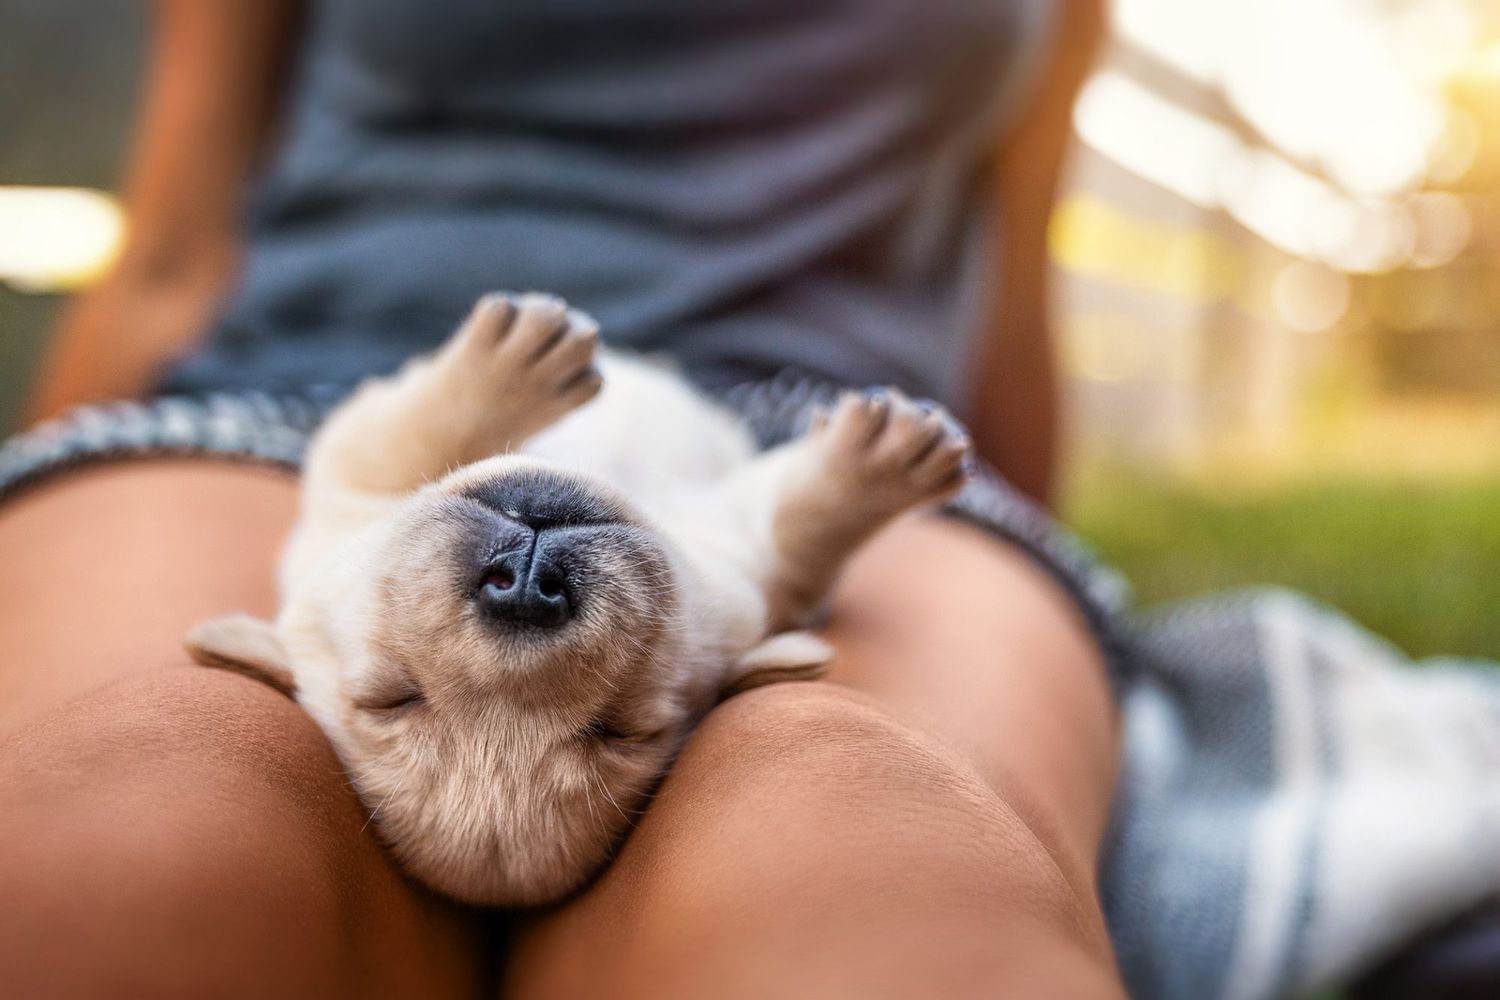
[{"x1": 1065, "y1": 471, "x2": 1500, "y2": 661}]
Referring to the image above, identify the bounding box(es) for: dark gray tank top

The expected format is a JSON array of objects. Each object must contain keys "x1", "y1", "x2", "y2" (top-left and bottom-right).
[{"x1": 162, "y1": 0, "x2": 1053, "y2": 407}]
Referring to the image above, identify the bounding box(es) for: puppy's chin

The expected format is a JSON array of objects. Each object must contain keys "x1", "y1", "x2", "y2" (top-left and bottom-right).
[
  {"x1": 398, "y1": 824, "x2": 611, "y2": 908},
  {"x1": 361, "y1": 755, "x2": 644, "y2": 907}
]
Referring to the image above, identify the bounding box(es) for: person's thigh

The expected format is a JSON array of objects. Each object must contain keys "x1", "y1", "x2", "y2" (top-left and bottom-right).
[
  {"x1": 0, "y1": 463, "x2": 486, "y2": 997},
  {"x1": 506, "y1": 515, "x2": 1123, "y2": 998},
  {"x1": 822, "y1": 514, "x2": 1120, "y2": 887},
  {"x1": 0, "y1": 462, "x2": 292, "y2": 732}
]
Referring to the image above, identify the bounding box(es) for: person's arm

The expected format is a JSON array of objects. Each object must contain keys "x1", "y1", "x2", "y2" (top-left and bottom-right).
[
  {"x1": 26, "y1": 0, "x2": 304, "y2": 422},
  {"x1": 965, "y1": 0, "x2": 1105, "y2": 508}
]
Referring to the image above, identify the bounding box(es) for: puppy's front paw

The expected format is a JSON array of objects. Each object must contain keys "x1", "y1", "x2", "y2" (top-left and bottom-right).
[
  {"x1": 441, "y1": 292, "x2": 603, "y2": 440},
  {"x1": 812, "y1": 389, "x2": 973, "y2": 507}
]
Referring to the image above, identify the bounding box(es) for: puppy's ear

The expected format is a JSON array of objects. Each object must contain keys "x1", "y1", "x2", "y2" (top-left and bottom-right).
[
  {"x1": 184, "y1": 613, "x2": 298, "y2": 698},
  {"x1": 722, "y1": 630, "x2": 834, "y2": 698}
]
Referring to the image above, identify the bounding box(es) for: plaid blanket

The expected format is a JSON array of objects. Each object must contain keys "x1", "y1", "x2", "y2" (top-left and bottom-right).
[{"x1": 1105, "y1": 589, "x2": 1500, "y2": 998}]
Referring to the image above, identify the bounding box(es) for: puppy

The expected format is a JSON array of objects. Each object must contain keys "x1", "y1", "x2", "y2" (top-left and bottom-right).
[{"x1": 186, "y1": 292, "x2": 972, "y2": 906}]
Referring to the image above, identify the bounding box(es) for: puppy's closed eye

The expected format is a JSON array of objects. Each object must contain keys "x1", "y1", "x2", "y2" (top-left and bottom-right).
[
  {"x1": 580, "y1": 718, "x2": 666, "y2": 745},
  {"x1": 357, "y1": 680, "x2": 428, "y2": 715}
]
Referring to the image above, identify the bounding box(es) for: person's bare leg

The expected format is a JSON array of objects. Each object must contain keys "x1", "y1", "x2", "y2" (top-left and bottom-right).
[
  {"x1": 824, "y1": 515, "x2": 1119, "y2": 889},
  {"x1": 0, "y1": 464, "x2": 485, "y2": 997},
  {"x1": 506, "y1": 515, "x2": 1123, "y2": 998}
]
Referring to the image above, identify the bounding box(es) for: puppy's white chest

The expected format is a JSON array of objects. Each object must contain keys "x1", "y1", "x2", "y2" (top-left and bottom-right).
[{"x1": 519, "y1": 352, "x2": 755, "y2": 503}]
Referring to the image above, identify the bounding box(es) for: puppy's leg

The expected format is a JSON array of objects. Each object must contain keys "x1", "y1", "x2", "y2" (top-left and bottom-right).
[
  {"x1": 306, "y1": 293, "x2": 602, "y2": 496},
  {"x1": 731, "y1": 390, "x2": 972, "y2": 630}
]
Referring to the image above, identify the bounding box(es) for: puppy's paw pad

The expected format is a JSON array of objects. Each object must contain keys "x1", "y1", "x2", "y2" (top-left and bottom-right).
[
  {"x1": 452, "y1": 290, "x2": 597, "y2": 376},
  {"x1": 432, "y1": 292, "x2": 605, "y2": 440},
  {"x1": 502, "y1": 294, "x2": 599, "y2": 381},
  {"x1": 451, "y1": 292, "x2": 519, "y2": 351},
  {"x1": 504, "y1": 292, "x2": 569, "y2": 353},
  {"x1": 905, "y1": 400, "x2": 974, "y2": 492},
  {"x1": 819, "y1": 389, "x2": 973, "y2": 501}
]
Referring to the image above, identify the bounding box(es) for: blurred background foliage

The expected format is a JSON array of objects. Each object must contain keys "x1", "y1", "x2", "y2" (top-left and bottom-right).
[
  {"x1": 1058, "y1": 0, "x2": 1500, "y2": 659},
  {"x1": 1, "y1": 1, "x2": 1497, "y2": 657}
]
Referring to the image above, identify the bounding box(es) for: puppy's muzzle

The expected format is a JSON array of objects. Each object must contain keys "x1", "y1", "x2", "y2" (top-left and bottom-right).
[{"x1": 478, "y1": 534, "x2": 572, "y2": 629}]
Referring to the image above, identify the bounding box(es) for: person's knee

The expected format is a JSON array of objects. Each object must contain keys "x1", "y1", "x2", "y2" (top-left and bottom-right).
[
  {"x1": 651, "y1": 681, "x2": 1108, "y2": 950},
  {"x1": 695, "y1": 680, "x2": 1008, "y2": 825},
  {"x1": 1, "y1": 665, "x2": 356, "y2": 852},
  {"x1": 511, "y1": 680, "x2": 1121, "y2": 999},
  {"x1": 0, "y1": 666, "x2": 480, "y2": 996}
]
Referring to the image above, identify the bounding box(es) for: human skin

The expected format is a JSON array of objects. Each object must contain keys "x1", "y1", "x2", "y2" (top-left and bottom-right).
[{"x1": 0, "y1": 463, "x2": 1123, "y2": 996}]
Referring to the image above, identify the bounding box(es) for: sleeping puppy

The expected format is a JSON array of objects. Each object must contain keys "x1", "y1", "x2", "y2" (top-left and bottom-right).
[{"x1": 185, "y1": 292, "x2": 972, "y2": 906}]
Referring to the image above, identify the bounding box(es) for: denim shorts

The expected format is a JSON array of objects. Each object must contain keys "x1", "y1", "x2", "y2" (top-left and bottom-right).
[{"x1": 0, "y1": 373, "x2": 1130, "y2": 685}]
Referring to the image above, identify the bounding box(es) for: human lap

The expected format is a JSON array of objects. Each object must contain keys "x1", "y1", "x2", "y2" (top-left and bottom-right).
[{"x1": 0, "y1": 464, "x2": 1123, "y2": 996}]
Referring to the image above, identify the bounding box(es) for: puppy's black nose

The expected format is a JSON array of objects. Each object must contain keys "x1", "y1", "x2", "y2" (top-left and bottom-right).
[{"x1": 477, "y1": 547, "x2": 572, "y2": 628}]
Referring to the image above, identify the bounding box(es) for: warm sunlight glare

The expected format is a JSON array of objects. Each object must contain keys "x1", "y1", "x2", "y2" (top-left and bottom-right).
[{"x1": 0, "y1": 186, "x2": 124, "y2": 292}]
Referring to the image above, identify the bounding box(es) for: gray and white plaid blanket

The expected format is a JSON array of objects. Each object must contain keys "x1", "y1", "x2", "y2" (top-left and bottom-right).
[
  {"x1": 1105, "y1": 588, "x2": 1500, "y2": 999},
  {"x1": 3, "y1": 382, "x2": 1498, "y2": 999}
]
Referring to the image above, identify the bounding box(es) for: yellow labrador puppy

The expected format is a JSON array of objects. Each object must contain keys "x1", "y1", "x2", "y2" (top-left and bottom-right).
[{"x1": 187, "y1": 292, "x2": 971, "y2": 905}]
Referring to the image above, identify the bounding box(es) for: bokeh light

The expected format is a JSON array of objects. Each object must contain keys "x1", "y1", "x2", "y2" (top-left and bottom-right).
[
  {"x1": 1058, "y1": 0, "x2": 1500, "y2": 481},
  {"x1": 1272, "y1": 261, "x2": 1350, "y2": 334},
  {"x1": 0, "y1": 186, "x2": 124, "y2": 292}
]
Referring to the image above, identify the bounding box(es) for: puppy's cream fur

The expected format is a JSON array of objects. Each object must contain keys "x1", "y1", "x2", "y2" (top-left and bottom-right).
[{"x1": 187, "y1": 292, "x2": 971, "y2": 905}]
